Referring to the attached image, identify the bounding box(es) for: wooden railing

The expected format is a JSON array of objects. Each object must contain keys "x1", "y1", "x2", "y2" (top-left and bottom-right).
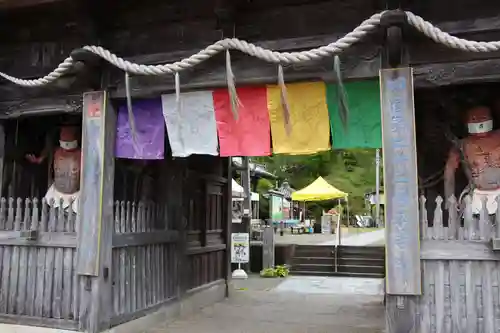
[
  {"x1": 110, "y1": 200, "x2": 178, "y2": 326},
  {"x1": 419, "y1": 195, "x2": 500, "y2": 332},
  {"x1": 0, "y1": 197, "x2": 79, "y2": 330}
]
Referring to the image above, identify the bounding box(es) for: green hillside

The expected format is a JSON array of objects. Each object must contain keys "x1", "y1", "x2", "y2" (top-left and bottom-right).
[{"x1": 254, "y1": 149, "x2": 382, "y2": 216}]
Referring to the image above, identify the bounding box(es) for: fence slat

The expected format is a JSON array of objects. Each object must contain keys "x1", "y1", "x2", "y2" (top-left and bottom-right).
[
  {"x1": 448, "y1": 196, "x2": 458, "y2": 241},
  {"x1": 113, "y1": 201, "x2": 120, "y2": 316},
  {"x1": 63, "y1": 202, "x2": 75, "y2": 319},
  {"x1": 433, "y1": 196, "x2": 444, "y2": 240},
  {"x1": 26, "y1": 198, "x2": 38, "y2": 316},
  {"x1": 52, "y1": 199, "x2": 65, "y2": 319},
  {"x1": 138, "y1": 202, "x2": 146, "y2": 310},
  {"x1": 17, "y1": 198, "x2": 31, "y2": 315},
  {"x1": 496, "y1": 196, "x2": 500, "y2": 239},
  {"x1": 463, "y1": 195, "x2": 475, "y2": 241},
  {"x1": 119, "y1": 201, "x2": 126, "y2": 315},
  {"x1": 0, "y1": 198, "x2": 5, "y2": 312},
  {"x1": 420, "y1": 196, "x2": 428, "y2": 240},
  {"x1": 125, "y1": 202, "x2": 132, "y2": 313},
  {"x1": 35, "y1": 198, "x2": 48, "y2": 317},
  {"x1": 8, "y1": 198, "x2": 23, "y2": 314},
  {"x1": 131, "y1": 203, "x2": 137, "y2": 313},
  {"x1": 43, "y1": 199, "x2": 57, "y2": 318},
  {"x1": 479, "y1": 196, "x2": 490, "y2": 241}
]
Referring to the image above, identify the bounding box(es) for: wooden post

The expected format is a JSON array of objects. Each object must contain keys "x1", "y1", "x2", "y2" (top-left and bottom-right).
[
  {"x1": 77, "y1": 91, "x2": 116, "y2": 332},
  {"x1": 240, "y1": 157, "x2": 251, "y2": 271},
  {"x1": 380, "y1": 10, "x2": 422, "y2": 333},
  {"x1": 0, "y1": 122, "x2": 5, "y2": 197},
  {"x1": 224, "y1": 157, "x2": 232, "y2": 296}
]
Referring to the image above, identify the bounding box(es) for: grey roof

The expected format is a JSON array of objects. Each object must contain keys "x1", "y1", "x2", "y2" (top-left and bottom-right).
[
  {"x1": 231, "y1": 157, "x2": 277, "y2": 179},
  {"x1": 275, "y1": 181, "x2": 295, "y2": 199}
]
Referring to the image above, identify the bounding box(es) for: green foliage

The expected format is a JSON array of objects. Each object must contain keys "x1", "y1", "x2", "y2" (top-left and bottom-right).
[
  {"x1": 256, "y1": 178, "x2": 274, "y2": 219},
  {"x1": 259, "y1": 265, "x2": 289, "y2": 278},
  {"x1": 259, "y1": 268, "x2": 276, "y2": 278},
  {"x1": 275, "y1": 265, "x2": 289, "y2": 277},
  {"x1": 254, "y1": 149, "x2": 382, "y2": 217}
]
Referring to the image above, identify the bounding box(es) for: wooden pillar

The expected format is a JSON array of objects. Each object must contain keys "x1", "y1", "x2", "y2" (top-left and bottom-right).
[
  {"x1": 224, "y1": 157, "x2": 232, "y2": 296},
  {"x1": 0, "y1": 122, "x2": 5, "y2": 197},
  {"x1": 240, "y1": 157, "x2": 251, "y2": 271},
  {"x1": 380, "y1": 10, "x2": 422, "y2": 333},
  {"x1": 76, "y1": 91, "x2": 116, "y2": 332}
]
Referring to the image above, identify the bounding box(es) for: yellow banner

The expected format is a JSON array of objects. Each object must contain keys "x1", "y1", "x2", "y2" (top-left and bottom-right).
[{"x1": 267, "y1": 82, "x2": 331, "y2": 155}]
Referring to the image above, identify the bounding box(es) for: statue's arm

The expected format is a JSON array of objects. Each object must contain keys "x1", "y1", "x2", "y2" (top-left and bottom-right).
[{"x1": 444, "y1": 148, "x2": 459, "y2": 206}]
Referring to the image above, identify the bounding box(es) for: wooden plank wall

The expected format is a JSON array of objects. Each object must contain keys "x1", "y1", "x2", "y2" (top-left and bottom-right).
[
  {"x1": 0, "y1": 198, "x2": 79, "y2": 330},
  {"x1": 109, "y1": 155, "x2": 229, "y2": 326},
  {"x1": 418, "y1": 195, "x2": 500, "y2": 333}
]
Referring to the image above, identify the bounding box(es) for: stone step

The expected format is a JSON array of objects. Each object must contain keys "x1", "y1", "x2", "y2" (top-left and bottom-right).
[
  {"x1": 289, "y1": 270, "x2": 385, "y2": 278},
  {"x1": 291, "y1": 263, "x2": 385, "y2": 274},
  {"x1": 292, "y1": 256, "x2": 385, "y2": 266}
]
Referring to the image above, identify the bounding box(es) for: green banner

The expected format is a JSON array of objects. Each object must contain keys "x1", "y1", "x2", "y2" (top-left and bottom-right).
[{"x1": 327, "y1": 80, "x2": 382, "y2": 149}]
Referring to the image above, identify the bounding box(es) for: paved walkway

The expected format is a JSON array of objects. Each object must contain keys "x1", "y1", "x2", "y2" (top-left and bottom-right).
[
  {"x1": 145, "y1": 276, "x2": 385, "y2": 333},
  {"x1": 319, "y1": 229, "x2": 385, "y2": 246}
]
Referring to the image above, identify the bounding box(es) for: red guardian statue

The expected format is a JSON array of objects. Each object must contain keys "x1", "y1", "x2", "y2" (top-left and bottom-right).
[
  {"x1": 26, "y1": 126, "x2": 81, "y2": 213},
  {"x1": 445, "y1": 106, "x2": 500, "y2": 214}
]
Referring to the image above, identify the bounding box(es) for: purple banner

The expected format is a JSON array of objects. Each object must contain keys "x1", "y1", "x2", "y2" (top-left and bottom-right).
[{"x1": 115, "y1": 98, "x2": 165, "y2": 160}]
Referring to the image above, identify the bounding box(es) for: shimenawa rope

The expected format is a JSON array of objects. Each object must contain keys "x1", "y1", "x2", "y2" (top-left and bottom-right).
[{"x1": 1, "y1": 11, "x2": 500, "y2": 88}]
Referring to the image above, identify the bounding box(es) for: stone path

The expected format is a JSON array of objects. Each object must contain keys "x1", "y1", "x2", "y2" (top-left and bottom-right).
[
  {"x1": 145, "y1": 276, "x2": 385, "y2": 333},
  {"x1": 319, "y1": 229, "x2": 385, "y2": 246}
]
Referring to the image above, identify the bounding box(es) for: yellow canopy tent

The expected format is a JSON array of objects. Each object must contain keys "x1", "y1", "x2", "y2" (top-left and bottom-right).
[{"x1": 291, "y1": 176, "x2": 348, "y2": 201}]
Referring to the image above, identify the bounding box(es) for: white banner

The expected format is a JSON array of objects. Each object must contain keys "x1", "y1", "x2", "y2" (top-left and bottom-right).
[{"x1": 231, "y1": 233, "x2": 250, "y2": 263}]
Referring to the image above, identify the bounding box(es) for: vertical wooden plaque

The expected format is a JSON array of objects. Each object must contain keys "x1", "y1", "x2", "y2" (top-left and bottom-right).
[{"x1": 380, "y1": 67, "x2": 421, "y2": 295}]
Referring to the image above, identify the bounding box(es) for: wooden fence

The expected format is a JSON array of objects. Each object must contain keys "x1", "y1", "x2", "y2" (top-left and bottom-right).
[
  {"x1": 111, "y1": 200, "x2": 178, "y2": 326},
  {"x1": 0, "y1": 197, "x2": 79, "y2": 330},
  {"x1": 418, "y1": 195, "x2": 500, "y2": 333}
]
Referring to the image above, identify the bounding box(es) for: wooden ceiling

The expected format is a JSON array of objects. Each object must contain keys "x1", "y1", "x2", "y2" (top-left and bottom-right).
[{"x1": 0, "y1": 0, "x2": 63, "y2": 9}]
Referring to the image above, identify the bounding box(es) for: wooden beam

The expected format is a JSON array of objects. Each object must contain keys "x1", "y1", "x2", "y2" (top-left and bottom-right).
[
  {"x1": 0, "y1": 0, "x2": 62, "y2": 9},
  {"x1": 0, "y1": 95, "x2": 82, "y2": 119},
  {"x1": 421, "y1": 240, "x2": 500, "y2": 261},
  {"x1": 77, "y1": 91, "x2": 116, "y2": 332},
  {"x1": 112, "y1": 231, "x2": 179, "y2": 248},
  {"x1": 413, "y1": 58, "x2": 500, "y2": 87},
  {"x1": 0, "y1": 231, "x2": 77, "y2": 247},
  {"x1": 186, "y1": 244, "x2": 226, "y2": 255}
]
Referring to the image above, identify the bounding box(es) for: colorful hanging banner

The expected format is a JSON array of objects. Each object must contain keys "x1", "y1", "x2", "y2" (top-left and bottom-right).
[
  {"x1": 327, "y1": 80, "x2": 382, "y2": 149},
  {"x1": 213, "y1": 86, "x2": 271, "y2": 157},
  {"x1": 161, "y1": 91, "x2": 219, "y2": 157},
  {"x1": 267, "y1": 82, "x2": 331, "y2": 155},
  {"x1": 115, "y1": 98, "x2": 165, "y2": 160}
]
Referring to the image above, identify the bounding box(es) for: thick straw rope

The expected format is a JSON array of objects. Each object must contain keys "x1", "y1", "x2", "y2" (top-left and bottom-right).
[{"x1": 2, "y1": 11, "x2": 500, "y2": 88}]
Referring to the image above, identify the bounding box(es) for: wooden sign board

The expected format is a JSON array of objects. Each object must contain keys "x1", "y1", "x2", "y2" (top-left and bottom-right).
[
  {"x1": 380, "y1": 67, "x2": 421, "y2": 295},
  {"x1": 77, "y1": 91, "x2": 116, "y2": 276}
]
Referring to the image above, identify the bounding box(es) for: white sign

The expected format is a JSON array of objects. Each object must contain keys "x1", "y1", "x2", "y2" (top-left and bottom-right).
[{"x1": 231, "y1": 233, "x2": 250, "y2": 263}]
